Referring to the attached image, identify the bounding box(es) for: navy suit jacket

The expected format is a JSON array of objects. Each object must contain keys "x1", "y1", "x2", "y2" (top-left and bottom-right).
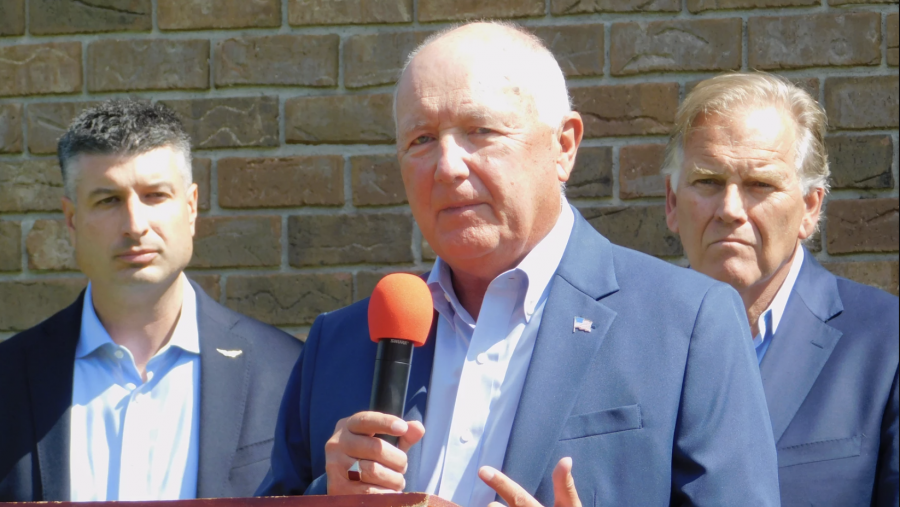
[
  {"x1": 0, "y1": 280, "x2": 303, "y2": 501},
  {"x1": 258, "y1": 211, "x2": 781, "y2": 505},
  {"x1": 761, "y1": 249, "x2": 899, "y2": 506}
]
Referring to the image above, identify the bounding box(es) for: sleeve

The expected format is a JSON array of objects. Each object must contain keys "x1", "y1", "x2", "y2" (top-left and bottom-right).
[
  {"x1": 670, "y1": 283, "x2": 781, "y2": 506},
  {"x1": 874, "y1": 366, "x2": 899, "y2": 507},
  {"x1": 255, "y1": 314, "x2": 326, "y2": 496}
]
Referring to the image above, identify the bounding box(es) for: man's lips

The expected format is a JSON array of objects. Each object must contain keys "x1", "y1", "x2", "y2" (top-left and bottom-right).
[
  {"x1": 439, "y1": 202, "x2": 485, "y2": 214},
  {"x1": 711, "y1": 237, "x2": 753, "y2": 247},
  {"x1": 116, "y1": 250, "x2": 159, "y2": 263}
]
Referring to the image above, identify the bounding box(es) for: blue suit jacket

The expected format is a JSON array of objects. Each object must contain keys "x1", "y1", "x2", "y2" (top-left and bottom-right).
[
  {"x1": 761, "y1": 249, "x2": 899, "y2": 506},
  {"x1": 259, "y1": 211, "x2": 780, "y2": 505},
  {"x1": 0, "y1": 281, "x2": 303, "y2": 501}
]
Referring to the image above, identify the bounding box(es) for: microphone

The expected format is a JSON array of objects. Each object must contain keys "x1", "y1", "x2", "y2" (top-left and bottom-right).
[{"x1": 367, "y1": 273, "x2": 434, "y2": 446}]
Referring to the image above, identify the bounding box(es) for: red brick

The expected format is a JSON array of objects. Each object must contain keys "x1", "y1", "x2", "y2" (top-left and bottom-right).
[
  {"x1": 0, "y1": 159, "x2": 63, "y2": 212},
  {"x1": 161, "y1": 97, "x2": 279, "y2": 150},
  {"x1": 418, "y1": 0, "x2": 544, "y2": 22},
  {"x1": 158, "y1": 0, "x2": 280, "y2": 30},
  {"x1": 822, "y1": 260, "x2": 899, "y2": 296},
  {"x1": 218, "y1": 156, "x2": 344, "y2": 208},
  {"x1": 288, "y1": 0, "x2": 412, "y2": 25},
  {"x1": 749, "y1": 13, "x2": 880, "y2": 70},
  {"x1": 579, "y1": 205, "x2": 683, "y2": 257},
  {"x1": 285, "y1": 94, "x2": 394, "y2": 144},
  {"x1": 551, "y1": 0, "x2": 679, "y2": 14},
  {"x1": 215, "y1": 35, "x2": 339, "y2": 88},
  {"x1": 0, "y1": 104, "x2": 22, "y2": 154},
  {"x1": 186, "y1": 273, "x2": 221, "y2": 301},
  {"x1": 888, "y1": 13, "x2": 898, "y2": 67},
  {"x1": 0, "y1": 0, "x2": 25, "y2": 36},
  {"x1": 351, "y1": 155, "x2": 407, "y2": 206},
  {"x1": 29, "y1": 0, "x2": 151, "y2": 35},
  {"x1": 0, "y1": 220, "x2": 20, "y2": 272},
  {"x1": 0, "y1": 43, "x2": 82, "y2": 97},
  {"x1": 826, "y1": 135, "x2": 893, "y2": 190},
  {"x1": 289, "y1": 213, "x2": 413, "y2": 266},
  {"x1": 225, "y1": 273, "x2": 352, "y2": 325},
  {"x1": 355, "y1": 268, "x2": 419, "y2": 301},
  {"x1": 571, "y1": 83, "x2": 679, "y2": 137},
  {"x1": 826, "y1": 198, "x2": 899, "y2": 254},
  {"x1": 0, "y1": 278, "x2": 87, "y2": 331},
  {"x1": 192, "y1": 158, "x2": 211, "y2": 211},
  {"x1": 344, "y1": 31, "x2": 433, "y2": 89},
  {"x1": 688, "y1": 0, "x2": 817, "y2": 12},
  {"x1": 825, "y1": 76, "x2": 899, "y2": 130},
  {"x1": 566, "y1": 146, "x2": 613, "y2": 199},
  {"x1": 87, "y1": 39, "x2": 209, "y2": 92},
  {"x1": 611, "y1": 19, "x2": 741, "y2": 76},
  {"x1": 26, "y1": 101, "x2": 100, "y2": 155},
  {"x1": 190, "y1": 216, "x2": 281, "y2": 268},
  {"x1": 26, "y1": 219, "x2": 77, "y2": 272},
  {"x1": 619, "y1": 144, "x2": 667, "y2": 200},
  {"x1": 531, "y1": 25, "x2": 604, "y2": 78}
]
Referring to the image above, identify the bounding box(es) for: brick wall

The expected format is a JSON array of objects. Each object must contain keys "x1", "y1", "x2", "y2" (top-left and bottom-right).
[{"x1": 0, "y1": 0, "x2": 897, "y2": 341}]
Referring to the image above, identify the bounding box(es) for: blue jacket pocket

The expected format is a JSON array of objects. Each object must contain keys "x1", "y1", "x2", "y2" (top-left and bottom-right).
[
  {"x1": 777, "y1": 435, "x2": 861, "y2": 468},
  {"x1": 559, "y1": 404, "x2": 642, "y2": 441}
]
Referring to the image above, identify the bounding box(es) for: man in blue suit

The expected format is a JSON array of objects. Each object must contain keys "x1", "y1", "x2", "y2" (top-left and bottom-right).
[
  {"x1": 664, "y1": 72, "x2": 899, "y2": 506},
  {"x1": 259, "y1": 22, "x2": 780, "y2": 505}
]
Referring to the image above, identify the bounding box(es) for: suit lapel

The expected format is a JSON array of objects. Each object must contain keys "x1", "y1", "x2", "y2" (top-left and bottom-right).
[
  {"x1": 502, "y1": 212, "x2": 619, "y2": 496},
  {"x1": 403, "y1": 314, "x2": 437, "y2": 492},
  {"x1": 194, "y1": 284, "x2": 249, "y2": 498},
  {"x1": 28, "y1": 293, "x2": 84, "y2": 501},
  {"x1": 759, "y1": 250, "x2": 844, "y2": 443}
]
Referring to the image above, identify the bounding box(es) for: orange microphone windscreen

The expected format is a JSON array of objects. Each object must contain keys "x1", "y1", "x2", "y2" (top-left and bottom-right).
[{"x1": 368, "y1": 273, "x2": 434, "y2": 347}]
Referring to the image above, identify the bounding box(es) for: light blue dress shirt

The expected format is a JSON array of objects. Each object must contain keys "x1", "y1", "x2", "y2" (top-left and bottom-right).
[
  {"x1": 69, "y1": 277, "x2": 201, "y2": 501},
  {"x1": 415, "y1": 202, "x2": 575, "y2": 507},
  {"x1": 753, "y1": 246, "x2": 804, "y2": 364}
]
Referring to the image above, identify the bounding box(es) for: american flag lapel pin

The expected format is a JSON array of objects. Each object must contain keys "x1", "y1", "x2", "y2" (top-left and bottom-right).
[{"x1": 573, "y1": 316, "x2": 593, "y2": 333}]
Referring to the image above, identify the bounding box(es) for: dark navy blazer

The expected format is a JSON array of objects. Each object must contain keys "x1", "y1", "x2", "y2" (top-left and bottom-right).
[
  {"x1": 0, "y1": 281, "x2": 302, "y2": 501},
  {"x1": 258, "y1": 211, "x2": 781, "y2": 505},
  {"x1": 761, "y1": 249, "x2": 899, "y2": 506}
]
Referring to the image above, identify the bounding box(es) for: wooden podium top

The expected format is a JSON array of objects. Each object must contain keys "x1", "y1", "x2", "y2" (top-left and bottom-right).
[{"x1": 0, "y1": 493, "x2": 459, "y2": 507}]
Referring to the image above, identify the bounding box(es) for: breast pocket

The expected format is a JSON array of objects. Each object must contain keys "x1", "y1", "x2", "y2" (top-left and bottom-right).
[
  {"x1": 559, "y1": 404, "x2": 643, "y2": 441},
  {"x1": 777, "y1": 435, "x2": 861, "y2": 468}
]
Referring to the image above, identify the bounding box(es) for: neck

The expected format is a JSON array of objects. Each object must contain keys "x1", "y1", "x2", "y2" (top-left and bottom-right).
[
  {"x1": 90, "y1": 274, "x2": 186, "y2": 379},
  {"x1": 739, "y1": 246, "x2": 798, "y2": 337}
]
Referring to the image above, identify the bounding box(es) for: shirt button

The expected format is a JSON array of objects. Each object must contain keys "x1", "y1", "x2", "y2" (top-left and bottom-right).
[
  {"x1": 476, "y1": 353, "x2": 488, "y2": 365},
  {"x1": 443, "y1": 293, "x2": 451, "y2": 302},
  {"x1": 125, "y1": 383, "x2": 136, "y2": 391},
  {"x1": 114, "y1": 350, "x2": 124, "y2": 359},
  {"x1": 460, "y1": 431, "x2": 472, "y2": 443},
  {"x1": 146, "y1": 371, "x2": 154, "y2": 381}
]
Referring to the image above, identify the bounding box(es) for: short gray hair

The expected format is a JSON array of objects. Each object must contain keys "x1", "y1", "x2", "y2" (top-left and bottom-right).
[
  {"x1": 392, "y1": 20, "x2": 572, "y2": 133},
  {"x1": 57, "y1": 99, "x2": 193, "y2": 200},
  {"x1": 661, "y1": 72, "x2": 829, "y2": 196}
]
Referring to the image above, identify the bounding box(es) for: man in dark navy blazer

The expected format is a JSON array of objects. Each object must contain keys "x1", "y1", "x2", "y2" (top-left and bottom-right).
[
  {"x1": 664, "y1": 72, "x2": 899, "y2": 506},
  {"x1": 259, "y1": 22, "x2": 780, "y2": 506},
  {"x1": 0, "y1": 100, "x2": 301, "y2": 501}
]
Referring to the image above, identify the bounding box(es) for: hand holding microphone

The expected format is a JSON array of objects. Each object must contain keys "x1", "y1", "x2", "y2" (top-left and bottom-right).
[{"x1": 325, "y1": 274, "x2": 433, "y2": 495}]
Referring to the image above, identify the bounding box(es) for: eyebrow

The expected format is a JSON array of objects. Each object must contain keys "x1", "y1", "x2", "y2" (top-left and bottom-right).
[{"x1": 85, "y1": 181, "x2": 177, "y2": 200}]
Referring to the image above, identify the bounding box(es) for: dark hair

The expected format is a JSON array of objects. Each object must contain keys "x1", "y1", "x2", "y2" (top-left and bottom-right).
[{"x1": 57, "y1": 99, "x2": 193, "y2": 199}]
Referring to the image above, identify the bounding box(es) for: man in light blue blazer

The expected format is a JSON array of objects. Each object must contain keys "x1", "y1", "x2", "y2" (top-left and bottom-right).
[
  {"x1": 664, "y1": 72, "x2": 898, "y2": 506},
  {"x1": 259, "y1": 22, "x2": 780, "y2": 506}
]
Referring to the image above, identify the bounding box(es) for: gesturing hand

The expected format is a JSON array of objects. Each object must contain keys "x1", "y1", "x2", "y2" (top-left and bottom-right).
[
  {"x1": 479, "y1": 457, "x2": 582, "y2": 507},
  {"x1": 325, "y1": 411, "x2": 426, "y2": 495}
]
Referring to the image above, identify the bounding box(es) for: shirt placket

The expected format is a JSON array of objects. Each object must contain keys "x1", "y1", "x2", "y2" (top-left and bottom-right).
[{"x1": 117, "y1": 347, "x2": 154, "y2": 501}]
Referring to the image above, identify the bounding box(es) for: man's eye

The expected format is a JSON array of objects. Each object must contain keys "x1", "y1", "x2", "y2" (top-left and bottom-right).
[
  {"x1": 473, "y1": 127, "x2": 493, "y2": 135},
  {"x1": 748, "y1": 181, "x2": 774, "y2": 189},
  {"x1": 96, "y1": 196, "x2": 119, "y2": 205},
  {"x1": 410, "y1": 135, "x2": 433, "y2": 146},
  {"x1": 694, "y1": 178, "x2": 720, "y2": 186}
]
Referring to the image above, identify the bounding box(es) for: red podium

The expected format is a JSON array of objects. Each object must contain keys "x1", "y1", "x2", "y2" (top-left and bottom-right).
[{"x1": 0, "y1": 494, "x2": 458, "y2": 507}]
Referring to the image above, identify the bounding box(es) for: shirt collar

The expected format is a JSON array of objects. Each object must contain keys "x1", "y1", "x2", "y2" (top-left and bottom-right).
[
  {"x1": 755, "y1": 244, "x2": 804, "y2": 345},
  {"x1": 426, "y1": 200, "x2": 575, "y2": 325},
  {"x1": 76, "y1": 275, "x2": 201, "y2": 359}
]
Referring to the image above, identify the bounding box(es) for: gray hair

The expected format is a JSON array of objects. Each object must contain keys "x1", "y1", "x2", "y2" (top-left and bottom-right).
[
  {"x1": 57, "y1": 99, "x2": 193, "y2": 200},
  {"x1": 661, "y1": 72, "x2": 829, "y2": 196},
  {"x1": 392, "y1": 20, "x2": 572, "y2": 134}
]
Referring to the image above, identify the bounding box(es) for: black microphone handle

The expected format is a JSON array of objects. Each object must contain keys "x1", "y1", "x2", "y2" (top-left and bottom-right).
[{"x1": 369, "y1": 338, "x2": 415, "y2": 446}]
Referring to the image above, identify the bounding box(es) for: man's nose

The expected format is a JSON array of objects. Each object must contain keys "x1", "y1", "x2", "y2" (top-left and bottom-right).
[
  {"x1": 434, "y1": 133, "x2": 470, "y2": 184},
  {"x1": 122, "y1": 195, "x2": 150, "y2": 238},
  {"x1": 717, "y1": 184, "x2": 748, "y2": 223}
]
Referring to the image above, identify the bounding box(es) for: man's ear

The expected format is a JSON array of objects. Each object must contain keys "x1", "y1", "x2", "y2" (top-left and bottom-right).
[
  {"x1": 665, "y1": 176, "x2": 679, "y2": 234},
  {"x1": 555, "y1": 112, "x2": 584, "y2": 182},
  {"x1": 62, "y1": 196, "x2": 77, "y2": 249},
  {"x1": 187, "y1": 183, "x2": 199, "y2": 236},
  {"x1": 798, "y1": 187, "x2": 825, "y2": 240}
]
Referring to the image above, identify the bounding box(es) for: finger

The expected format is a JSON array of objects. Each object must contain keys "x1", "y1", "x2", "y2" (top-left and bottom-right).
[
  {"x1": 397, "y1": 420, "x2": 426, "y2": 454},
  {"x1": 325, "y1": 459, "x2": 405, "y2": 493},
  {"x1": 479, "y1": 466, "x2": 539, "y2": 507},
  {"x1": 340, "y1": 432, "x2": 408, "y2": 472},
  {"x1": 551, "y1": 457, "x2": 582, "y2": 507},
  {"x1": 346, "y1": 411, "x2": 409, "y2": 437}
]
